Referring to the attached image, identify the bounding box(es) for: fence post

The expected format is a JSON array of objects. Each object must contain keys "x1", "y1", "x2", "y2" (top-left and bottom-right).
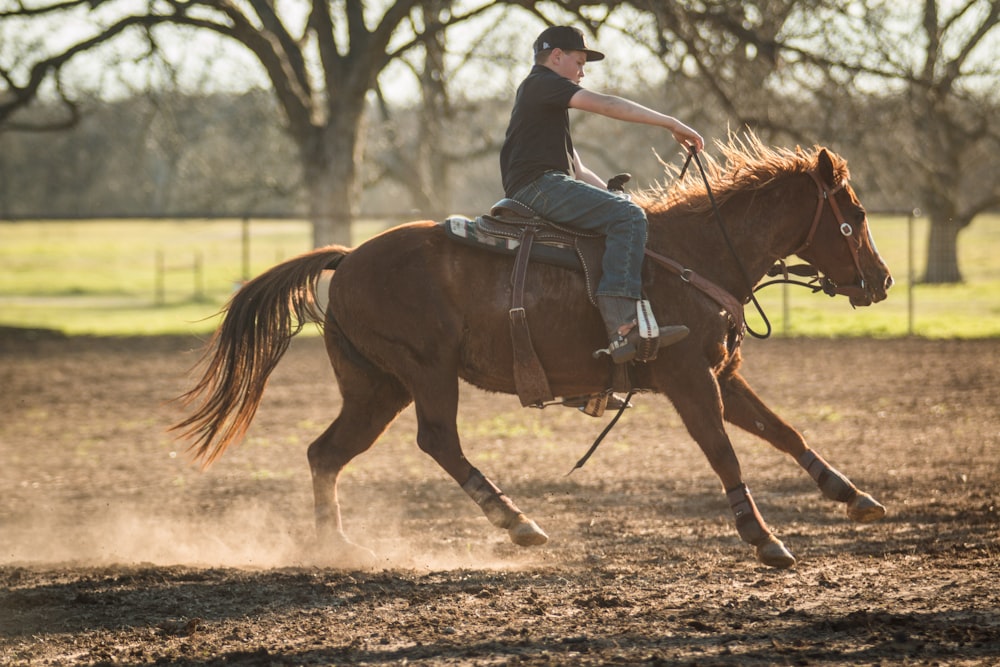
[
  {"x1": 782, "y1": 281, "x2": 789, "y2": 336},
  {"x1": 194, "y1": 251, "x2": 204, "y2": 301},
  {"x1": 242, "y1": 216, "x2": 251, "y2": 283},
  {"x1": 907, "y1": 209, "x2": 920, "y2": 336},
  {"x1": 154, "y1": 249, "x2": 165, "y2": 306}
]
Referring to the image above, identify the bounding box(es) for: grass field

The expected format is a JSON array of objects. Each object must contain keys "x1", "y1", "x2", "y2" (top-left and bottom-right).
[{"x1": 1, "y1": 215, "x2": 998, "y2": 337}]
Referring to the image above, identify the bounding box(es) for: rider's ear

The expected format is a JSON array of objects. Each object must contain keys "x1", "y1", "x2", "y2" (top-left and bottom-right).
[{"x1": 817, "y1": 149, "x2": 836, "y2": 186}]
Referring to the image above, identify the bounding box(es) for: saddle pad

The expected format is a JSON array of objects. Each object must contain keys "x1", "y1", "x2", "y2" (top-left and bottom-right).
[{"x1": 442, "y1": 216, "x2": 584, "y2": 272}]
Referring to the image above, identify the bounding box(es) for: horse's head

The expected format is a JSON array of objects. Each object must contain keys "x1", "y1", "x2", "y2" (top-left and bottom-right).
[{"x1": 792, "y1": 149, "x2": 893, "y2": 307}]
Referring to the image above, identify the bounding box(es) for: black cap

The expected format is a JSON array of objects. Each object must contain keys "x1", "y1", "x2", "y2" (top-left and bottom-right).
[{"x1": 533, "y1": 26, "x2": 605, "y2": 62}]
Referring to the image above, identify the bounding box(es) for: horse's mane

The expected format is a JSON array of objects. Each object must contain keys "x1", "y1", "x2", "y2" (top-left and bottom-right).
[{"x1": 635, "y1": 133, "x2": 850, "y2": 215}]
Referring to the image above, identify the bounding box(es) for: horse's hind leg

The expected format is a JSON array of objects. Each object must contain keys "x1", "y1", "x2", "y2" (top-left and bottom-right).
[
  {"x1": 460, "y1": 468, "x2": 549, "y2": 546},
  {"x1": 411, "y1": 376, "x2": 548, "y2": 547},
  {"x1": 720, "y1": 370, "x2": 886, "y2": 523},
  {"x1": 307, "y1": 364, "x2": 412, "y2": 565}
]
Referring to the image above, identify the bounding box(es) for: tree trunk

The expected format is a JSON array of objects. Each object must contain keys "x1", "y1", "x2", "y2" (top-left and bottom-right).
[
  {"x1": 305, "y1": 170, "x2": 353, "y2": 248},
  {"x1": 923, "y1": 216, "x2": 963, "y2": 284},
  {"x1": 303, "y1": 111, "x2": 364, "y2": 249}
]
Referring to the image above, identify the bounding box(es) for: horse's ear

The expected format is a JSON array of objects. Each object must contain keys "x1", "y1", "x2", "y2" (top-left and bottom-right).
[{"x1": 817, "y1": 149, "x2": 836, "y2": 185}]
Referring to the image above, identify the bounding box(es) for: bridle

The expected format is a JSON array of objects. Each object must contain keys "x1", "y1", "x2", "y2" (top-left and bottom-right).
[
  {"x1": 675, "y1": 149, "x2": 875, "y2": 339},
  {"x1": 781, "y1": 169, "x2": 869, "y2": 303}
]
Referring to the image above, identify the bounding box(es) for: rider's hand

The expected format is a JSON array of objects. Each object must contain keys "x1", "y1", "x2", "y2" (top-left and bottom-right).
[{"x1": 671, "y1": 122, "x2": 704, "y2": 153}]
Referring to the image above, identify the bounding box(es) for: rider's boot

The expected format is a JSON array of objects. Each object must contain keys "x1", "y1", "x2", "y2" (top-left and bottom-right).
[{"x1": 595, "y1": 295, "x2": 688, "y2": 364}]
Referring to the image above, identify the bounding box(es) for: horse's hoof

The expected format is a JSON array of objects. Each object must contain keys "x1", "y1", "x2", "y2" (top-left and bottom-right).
[
  {"x1": 315, "y1": 534, "x2": 380, "y2": 569},
  {"x1": 341, "y1": 542, "x2": 380, "y2": 568},
  {"x1": 756, "y1": 536, "x2": 796, "y2": 569},
  {"x1": 508, "y1": 516, "x2": 548, "y2": 546},
  {"x1": 847, "y1": 492, "x2": 886, "y2": 523}
]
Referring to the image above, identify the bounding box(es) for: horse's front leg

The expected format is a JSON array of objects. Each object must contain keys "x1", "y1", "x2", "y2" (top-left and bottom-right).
[
  {"x1": 720, "y1": 370, "x2": 886, "y2": 523},
  {"x1": 668, "y1": 369, "x2": 796, "y2": 569}
]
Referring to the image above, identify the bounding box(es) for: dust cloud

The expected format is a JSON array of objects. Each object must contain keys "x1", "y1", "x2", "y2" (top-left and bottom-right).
[
  {"x1": 1, "y1": 492, "x2": 531, "y2": 572},
  {"x1": 4, "y1": 502, "x2": 303, "y2": 568}
]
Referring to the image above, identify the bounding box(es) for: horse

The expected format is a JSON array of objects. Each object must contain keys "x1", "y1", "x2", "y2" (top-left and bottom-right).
[{"x1": 173, "y1": 135, "x2": 893, "y2": 569}]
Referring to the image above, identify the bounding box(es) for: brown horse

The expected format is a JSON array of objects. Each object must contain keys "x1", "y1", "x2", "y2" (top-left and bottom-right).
[{"x1": 173, "y1": 136, "x2": 893, "y2": 569}]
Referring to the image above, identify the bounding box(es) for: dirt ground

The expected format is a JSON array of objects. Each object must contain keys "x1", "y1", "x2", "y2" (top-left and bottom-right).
[{"x1": 1, "y1": 330, "x2": 998, "y2": 666}]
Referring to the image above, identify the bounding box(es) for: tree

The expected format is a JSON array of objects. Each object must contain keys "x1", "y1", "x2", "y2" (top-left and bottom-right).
[
  {"x1": 803, "y1": 0, "x2": 1000, "y2": 283},
  {"x1": 629, "y1": 0, "x2": 1000, "y2": 283},
  {"x1": 0, "y1": 0, "x2": 507, "y2": 247},
  {"x1": 366, "y1": 0, "x2": 474, "y2": 218},
  {"x1": 905, "y1": 0, "x2": 1000, "y2": 282}
]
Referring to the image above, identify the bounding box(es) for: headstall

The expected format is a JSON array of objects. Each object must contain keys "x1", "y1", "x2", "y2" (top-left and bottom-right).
[{"x1": 785, "y1": 170, "x2": 869, "y2": 302}]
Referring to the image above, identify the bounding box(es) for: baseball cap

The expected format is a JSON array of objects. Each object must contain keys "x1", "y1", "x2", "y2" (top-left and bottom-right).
[{"x1": 533, "y1": 26, "x2": 605, "y2": 62}]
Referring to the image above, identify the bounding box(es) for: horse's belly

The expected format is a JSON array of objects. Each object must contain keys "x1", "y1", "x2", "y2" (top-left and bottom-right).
[
  {"x1": 330, "y1": 224, "x2": 612, "y2": 397},
  {"x1": 454, "y1": 283, "x2": 613, "y2": 397}
]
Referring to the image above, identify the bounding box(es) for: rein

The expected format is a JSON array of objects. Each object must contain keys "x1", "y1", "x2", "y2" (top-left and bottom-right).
[
  {"x1": 567, "y1": 390, "x2": 635, "y2": 475},
  {"x1": 680, "y1": 150, "x2": 773, "y2": 339}
]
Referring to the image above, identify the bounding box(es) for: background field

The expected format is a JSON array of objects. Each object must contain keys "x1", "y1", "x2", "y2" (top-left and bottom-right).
[{"x1": 1, "y1": 214, "x2": 999, "y2": 338}]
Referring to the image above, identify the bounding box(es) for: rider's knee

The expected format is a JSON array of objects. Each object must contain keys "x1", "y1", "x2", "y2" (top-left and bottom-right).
[{"x1": 609, "y1": 200, "x2": 648, "y2": 240}]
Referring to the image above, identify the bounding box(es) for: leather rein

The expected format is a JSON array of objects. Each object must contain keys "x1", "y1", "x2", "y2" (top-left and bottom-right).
[{"x1": 572, "y1": 153, "x2": 871, "y2": 472}]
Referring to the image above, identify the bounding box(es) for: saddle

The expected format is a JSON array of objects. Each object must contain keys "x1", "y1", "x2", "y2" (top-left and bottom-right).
[
  {"x1": 441, "y1": 199, "x2": 747, "y2": 410},
  {"x1": 443, "y1": 199, "x2": 619, "y2": 409},
  {"x1": 445, "y1": 199, "x2": 606, "y2": 304}
]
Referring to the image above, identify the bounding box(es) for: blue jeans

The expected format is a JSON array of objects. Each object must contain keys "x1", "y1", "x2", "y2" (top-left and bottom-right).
[{"x1": 511, "y1": 171, "x2": 647, "y2": 299}]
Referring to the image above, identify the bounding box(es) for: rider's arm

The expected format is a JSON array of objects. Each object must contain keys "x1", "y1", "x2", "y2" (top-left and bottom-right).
[
  {"x1": 572, "y1": 150, "x2": 607, "y2": 189},
  {"x1": 569, "y1": 89, "x2": 704, "y2": 153}
]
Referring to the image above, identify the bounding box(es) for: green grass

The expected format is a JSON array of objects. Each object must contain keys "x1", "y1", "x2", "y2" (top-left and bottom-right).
[
  {"x1": 749, "y1": 214, "x2": 1000, "y2": 338},
  {"x1": 1, "y1": 215, "x2": 998, "y2": 337},
  {"x1": 0, "y1": 218, "x2": 386, "y2": 336}
]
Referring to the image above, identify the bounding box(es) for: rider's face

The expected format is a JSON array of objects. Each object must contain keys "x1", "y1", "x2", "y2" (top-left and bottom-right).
[{"x1": 548, "y1": 49, "x2": 587, "y2": 84}]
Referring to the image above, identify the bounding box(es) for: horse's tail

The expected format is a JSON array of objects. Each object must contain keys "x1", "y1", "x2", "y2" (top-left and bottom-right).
[{"x1": 171, "y1": 245, "x2": 350, "y2": 467}]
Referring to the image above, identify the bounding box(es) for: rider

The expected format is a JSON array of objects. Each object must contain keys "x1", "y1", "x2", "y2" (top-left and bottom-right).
[{"x1": 500, "y1": 25, "x2": 705, "y2": 363}]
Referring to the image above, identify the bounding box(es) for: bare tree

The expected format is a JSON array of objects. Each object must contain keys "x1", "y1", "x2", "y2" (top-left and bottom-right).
[
  {"x1": 808, "y1": 1, "x2": 1000, "y2": 282},
  {"x1": 905, "y1": 0, "x2": 1000, "y2": 282},
  {"x1": 0, "y1": 0, "x2": 506, "y2": 247},
  {"x1": 629, "y1": 0, "x2": 1000, "y2": 283},
  {"x1": 367, "y1": 0, "x2": 458, "y2": 217}
]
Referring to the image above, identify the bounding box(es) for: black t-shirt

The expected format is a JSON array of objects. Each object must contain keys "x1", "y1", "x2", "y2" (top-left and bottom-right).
[{"x1": 500, "y1": 65, "x2": 583, "y2": 196}]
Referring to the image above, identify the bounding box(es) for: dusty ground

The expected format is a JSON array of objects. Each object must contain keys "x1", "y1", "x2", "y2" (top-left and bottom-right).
[{"x1": 1, "y1": 331, "x2": 998, "y2": 666}]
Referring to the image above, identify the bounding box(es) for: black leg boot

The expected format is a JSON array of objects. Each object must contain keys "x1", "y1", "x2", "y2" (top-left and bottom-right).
[{"x1": 594, "y1": 296, "x2": 688, "y2": 364}]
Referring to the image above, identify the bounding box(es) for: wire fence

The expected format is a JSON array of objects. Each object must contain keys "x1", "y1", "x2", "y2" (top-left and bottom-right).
[
  {"x1": 0, "y1": 214, "x2": 997, "y2": 337},
  {"x1": 757, "y1": 210, "x2": 999, "y2": 338}
]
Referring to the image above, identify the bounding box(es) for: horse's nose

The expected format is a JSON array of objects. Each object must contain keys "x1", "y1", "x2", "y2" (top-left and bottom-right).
[{"x1": 885, "y1": 274, "x2": 894, "y2": 290}]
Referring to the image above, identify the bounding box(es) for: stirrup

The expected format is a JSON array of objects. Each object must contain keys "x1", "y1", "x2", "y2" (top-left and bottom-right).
[
  {"x1": 593, "y1": 298, "x2": 687, "y2": 364},
  {"x1": 561, "y1": 393, "x2": 632, "y2": 417}
]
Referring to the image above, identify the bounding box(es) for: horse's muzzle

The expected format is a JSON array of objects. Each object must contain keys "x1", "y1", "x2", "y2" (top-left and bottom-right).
[{"x1": 845, "y1": 272, "x2": 893, "y2": 307}]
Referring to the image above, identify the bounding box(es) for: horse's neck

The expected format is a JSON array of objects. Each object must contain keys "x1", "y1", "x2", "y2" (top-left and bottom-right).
[{"x1": 650, "y1": 186, "x2": 808, "y2": 300}]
